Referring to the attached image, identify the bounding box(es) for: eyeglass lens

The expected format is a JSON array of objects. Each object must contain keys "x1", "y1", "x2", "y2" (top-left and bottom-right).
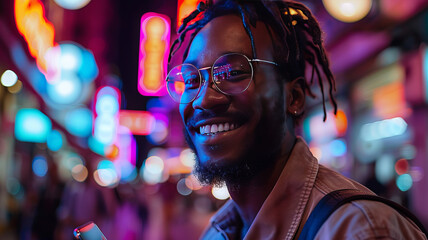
[{"x1": 166, "y1": 53, "x2": 253, "y2": 103}]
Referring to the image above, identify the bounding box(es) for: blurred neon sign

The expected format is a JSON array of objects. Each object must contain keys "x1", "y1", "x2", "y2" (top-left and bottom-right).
[
  {"x1": 119, "y1": 110, "x2": 155, "y2": 135},
  {"x1": 177, "y1": 0, "x2": 199, "y2": 30},
  {"x1": 138, "y1": 12, "x2": 170, "y2": 96},
  {"x1": 14, "y1": 0, "x2": 56, "y2": 72},
  {"x1": 93, "y1": 86, "x2": 121, "y2": 145},
  {"x1": 360, "y1": 117, "x2": 407, "y2": 141}
]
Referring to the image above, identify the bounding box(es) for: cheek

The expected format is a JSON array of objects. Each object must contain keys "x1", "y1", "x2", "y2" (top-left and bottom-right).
[
  {"x1": 179, "y1": 104, "x2": 192, "y2": 123},
  {"x1": 254, "y1": 71, "x2": 284, "y2": 111}
]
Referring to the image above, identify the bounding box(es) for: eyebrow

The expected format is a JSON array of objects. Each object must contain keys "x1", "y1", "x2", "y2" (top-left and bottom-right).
[{"x1": 183, "y1": 51, "x2": 242, "y2": 67}]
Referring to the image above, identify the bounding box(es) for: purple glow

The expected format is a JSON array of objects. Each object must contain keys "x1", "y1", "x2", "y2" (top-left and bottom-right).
[{"x1": 329, "y1": 32, "x2": 390, "y2": 74}]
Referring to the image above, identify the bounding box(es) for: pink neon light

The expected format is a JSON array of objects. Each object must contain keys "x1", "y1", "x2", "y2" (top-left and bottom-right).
[
  {"x1": 115, "y1": 126, "x2": 137, "y2": 166},
  {"x1": 138, "y1": 12, "x2": 171, "y2": 96}
]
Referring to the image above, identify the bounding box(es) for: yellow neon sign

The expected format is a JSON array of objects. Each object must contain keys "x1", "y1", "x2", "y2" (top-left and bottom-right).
[{"x1": 138, "y1": 13, "x2": 170, "y2": 96}]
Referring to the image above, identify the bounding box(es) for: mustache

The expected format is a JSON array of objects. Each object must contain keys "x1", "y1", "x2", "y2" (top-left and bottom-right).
[{"x1": 186, "y1": 110, "x2": 246, "y2": 128}]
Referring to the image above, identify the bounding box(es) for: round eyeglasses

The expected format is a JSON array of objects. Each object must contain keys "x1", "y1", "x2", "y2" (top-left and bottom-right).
[{"x1": 166, "y1": 53, "x2": 278, "y2": 103}]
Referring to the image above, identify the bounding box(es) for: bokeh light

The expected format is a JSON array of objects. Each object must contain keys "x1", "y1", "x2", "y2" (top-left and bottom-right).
[
  {"x1": 94, "y1": 160, "x2": 119, "y2": 187},
  {"x1": 329, "y1": 139, "x2": 347, "y2": 157},
  {"x1": 396, "y1": 173, "x2": 413, "y2": 192},
  {"x1": 185, "y1": 174, "x2": 202, "y2": 191},
  {"x1": 322, "y1": 0, "x2": 372, "y2": 23},
  {"x1": 46, "y1": 73, "x2": 82, "y2": 104},
  {"x1": 105, "y1": 144, "x2": 119, "y2": 159},
  {"x1": 57, "y1": 152, "x2": 84, "y2": 181},
  {"x1": 32, "y1": 155, "x2": 48, "y2": 177},
  {"x1": 141, "y1": 156, "x2": 165, "y2": 184},
  {"x1": 304, "y1": 110, "x2": 342, "y2": 143},
  {"x1": 7, "y1": 80, "x2": 23, "y2": 94},
  {"x1": 45, "y1": 42, "x2": 98, "y2": 83},
  {"x1": 395, "y1": 159, "x2": 409, "y2": 175},
  {"x1": 88, "y1": 136, "x2": 107, "y2": 156},
  {"x1": 409, "y1": 167, "x2": 424, "y2": 182},
  {"x1": 71, "y1": 164, "x2": 88, "y2": 182},
  {"x1": 147, "y1": 113, "x2": 169, "y2": 145},
  {"x1": 117, "y1": 160, "x2": 138, "y2": 183},
  {"x1": 334, "y1": 110, "x2": 348, "y2": 136},
  {"x1": 47, "y1": 130, "x2": 63, "y2": 152},
  {"x1": 1, "y1": 70, "x2": 18, "y2": 87},
  {"x1": 65, "y1": 108, "x2": 93, "y2": 137},
  {"x1": 212, "y1": 185, "x2": 230, "y2": 200},
  {"x1": 53, "y1": 0, "x2": 91, "y2": 10},
  {"x1": 145, "y1": 156, "x2": 164, "y2": 174},
  {"x1": 177, "y1": 178, "x2": 192, "y2": 196},
  {"x1": 375, "y1": 154, "x2": 395, "y2": 184},
  {"x1": 180, "y1": 148, "x2": 196, "y2": 167},
  {"x1": 6, "y1": 177, "x2": 22, "y2": 196},
  {"x1": 400, "y1": 144, "x2": 417, "y2": 160},
  {"x1": 60, "y1": 44, "x2": 82, "y2": 71},
  {"x1": 15, "y1": 108, "x2": 52, "y2": 143}
]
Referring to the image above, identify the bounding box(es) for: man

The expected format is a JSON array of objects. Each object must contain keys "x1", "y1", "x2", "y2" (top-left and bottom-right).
[{"x1": 166, "y1": 0, "x2": 427, "y2": 239}]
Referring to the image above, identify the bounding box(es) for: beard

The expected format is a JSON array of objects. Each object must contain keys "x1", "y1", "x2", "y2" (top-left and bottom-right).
[{"x1": 184, "y1": 94, "x2": 286, "y2": 188}]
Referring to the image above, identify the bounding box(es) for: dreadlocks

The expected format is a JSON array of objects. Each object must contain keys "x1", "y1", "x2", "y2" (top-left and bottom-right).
[{"x1": 169, "y1": 0, "x2": 337, "y2": 121}]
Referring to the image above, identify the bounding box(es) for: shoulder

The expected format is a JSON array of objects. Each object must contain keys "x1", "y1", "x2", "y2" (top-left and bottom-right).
[
  {"x1": 316, "y1": 200, "x2": 427, "y2": 240},
  {"x1": 314, "y1": 164, "x2": 373, "y2": 195}
]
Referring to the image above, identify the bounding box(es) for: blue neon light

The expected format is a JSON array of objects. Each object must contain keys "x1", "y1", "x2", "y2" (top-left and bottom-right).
[
  {"x1": 65, "y1": 108, "x2": 93, "y2": 137},
  {"x1": 32, "y1": 155, "x2": 48, "y2": 177},
  {"x1": 15, "y1": 109, "x2": 52, "y2": 143},
  {"x1": 47, "y1": 130, "x2": 63, "y2": 151}
]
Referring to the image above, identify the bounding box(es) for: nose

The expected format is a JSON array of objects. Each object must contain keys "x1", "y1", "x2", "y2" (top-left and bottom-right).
[{"x1": 191, "y1": 69, "x2": 230, "y2": 111}]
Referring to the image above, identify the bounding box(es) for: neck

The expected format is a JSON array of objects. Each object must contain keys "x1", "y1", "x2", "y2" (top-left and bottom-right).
[{"x1": 227, "y1": 134, "x2": 297, "y2": 233}]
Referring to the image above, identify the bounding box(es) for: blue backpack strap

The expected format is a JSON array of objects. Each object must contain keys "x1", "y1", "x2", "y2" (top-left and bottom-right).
[{"x1": 298, "y1": 189, "x2": 427, "y2": 240}]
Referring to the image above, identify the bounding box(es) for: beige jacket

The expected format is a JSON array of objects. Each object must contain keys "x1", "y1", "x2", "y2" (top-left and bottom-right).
[{"x1": 201, "y1": 138, "x2": 426, "y2": 240}]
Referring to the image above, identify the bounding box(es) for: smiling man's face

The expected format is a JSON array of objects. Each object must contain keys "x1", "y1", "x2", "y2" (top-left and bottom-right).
[{"x1": 179, "y1": 15, "x2": 290, "y2": 185}]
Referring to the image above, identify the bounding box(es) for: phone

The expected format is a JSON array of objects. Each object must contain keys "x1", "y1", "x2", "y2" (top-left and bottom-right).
[{"x1": 73, "y1": 221, "x2": 107, "y2": 240}]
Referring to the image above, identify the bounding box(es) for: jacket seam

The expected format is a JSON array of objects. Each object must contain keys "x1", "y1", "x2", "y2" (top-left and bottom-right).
[
  {"x1": 351, "y1": 201, "x2": 401, "y2": 239},
  {"x1": 285, "y1": 157, "x2": 318, "y2": 240}
]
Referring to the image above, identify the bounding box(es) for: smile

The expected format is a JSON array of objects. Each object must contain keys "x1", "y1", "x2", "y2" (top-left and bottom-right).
[{"x1": 198, "y1": 122, "x2": 239, "y2": 135}]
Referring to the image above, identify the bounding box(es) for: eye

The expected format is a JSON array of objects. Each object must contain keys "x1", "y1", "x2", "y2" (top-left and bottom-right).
[
  {"x1": 183, "y1": 74, "x2": 199, "y2": 89},
  {"x1": 229, "y1": 69, "x2": 246, "y2": 77},
  {"x1": 226, "y1": 68, "x2": 251, "y2": 83}
]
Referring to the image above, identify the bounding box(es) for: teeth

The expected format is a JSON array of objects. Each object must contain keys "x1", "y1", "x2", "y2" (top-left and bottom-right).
[
  {"x1": 199, "y1": 123, "x2": 238, "y2": 135},
  {"x1": 211, "y1": 125, "x2": 218, "y2": 133}
]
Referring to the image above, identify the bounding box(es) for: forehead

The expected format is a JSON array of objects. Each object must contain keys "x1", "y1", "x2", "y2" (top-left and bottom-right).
[{"x1": 185, "y1": 14, "x2": 275, "y2": 66}]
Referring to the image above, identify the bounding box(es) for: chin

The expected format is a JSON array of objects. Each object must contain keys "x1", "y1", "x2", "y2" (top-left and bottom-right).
[{"x1": 185, "y1": 128, "x2": 254, "y2": 186}]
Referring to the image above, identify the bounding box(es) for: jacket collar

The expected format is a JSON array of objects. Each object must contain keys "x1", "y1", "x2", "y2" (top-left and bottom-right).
[{"x1": 209, "y1": 137, "x2": 319, "y2": 240}]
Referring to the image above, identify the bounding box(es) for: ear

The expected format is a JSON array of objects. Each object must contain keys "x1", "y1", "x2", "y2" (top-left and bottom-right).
[{"x1": 285, "y1": 77, "x2": 305, "y2": 116}]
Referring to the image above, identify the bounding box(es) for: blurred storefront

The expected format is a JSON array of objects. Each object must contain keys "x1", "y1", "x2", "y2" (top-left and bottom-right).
[{"x1": 303, "y1": 0, "x2": 428, "y2": 226}]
